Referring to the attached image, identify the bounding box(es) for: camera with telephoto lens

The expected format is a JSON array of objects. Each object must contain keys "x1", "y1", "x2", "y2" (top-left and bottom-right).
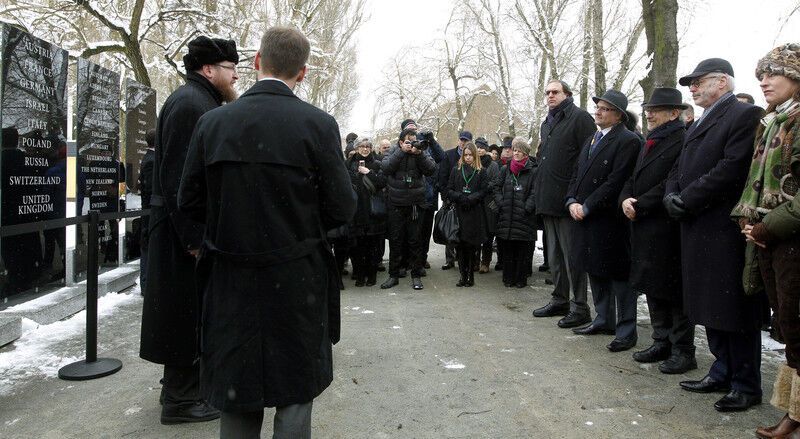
[{"x1": 409, "y1": 129, "x2": 434, "y2": 150}]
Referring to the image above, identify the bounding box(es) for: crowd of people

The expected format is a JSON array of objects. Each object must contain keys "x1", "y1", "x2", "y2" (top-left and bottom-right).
[
  {"x1": 333, "y1": 45, "x2": 800, "y2": 438},
  {"x1": 135, "y1": 24, "x2": 799, "y2": 439}
]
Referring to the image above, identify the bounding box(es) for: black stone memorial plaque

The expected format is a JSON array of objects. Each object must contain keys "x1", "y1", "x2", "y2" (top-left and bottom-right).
[
  {"x1": 73, "y1": 58, "x2": 120, "y2": 281},
  {"x1": 122, "y1": 79, "x2": 155, "y2": 262},
  {"x1": 0, "y1": 24, "x2": 69, "y2": 301}
]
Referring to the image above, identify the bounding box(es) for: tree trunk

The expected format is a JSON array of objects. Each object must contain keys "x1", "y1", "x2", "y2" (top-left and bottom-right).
[
  {"x1": 639, "y1": 0, "x2": 679, "y2": 133},
  {"x1": 530, "y1": 55, "x2": 548, "y2": 146},
  {"x1": 591, "y1": 0, "x2": 607, "y2": 95},
  {"x1": 579, "y1": 0, "x2": 592, "y2": 109}
]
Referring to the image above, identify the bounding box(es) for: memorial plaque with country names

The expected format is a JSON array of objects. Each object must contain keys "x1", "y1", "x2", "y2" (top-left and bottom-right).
[
  {"x1": 73, "y1": 58, "x2": 121, "y2": 281},
  {"x1": 0, "y1": 24, "x2": 68, "y2": 301},
  {"x1": 122, "y1": 78, "x2": 155, "y2": 262}
]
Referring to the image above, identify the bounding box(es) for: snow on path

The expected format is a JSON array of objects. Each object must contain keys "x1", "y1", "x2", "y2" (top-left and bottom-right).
[{"x1": 0, "y1": 290, "x2": 138, "y2": 396}]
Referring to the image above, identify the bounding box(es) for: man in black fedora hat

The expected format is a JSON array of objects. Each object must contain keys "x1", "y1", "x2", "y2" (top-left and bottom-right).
[
  {"x1": 139, "y1": 35, "x2": 239, "y2": 424},
  {"x1": 567, "y1": 89, "x2": 641, "y2": 353},
  {"x1": 619, "y1": 88, "x2": 697, "y2": 374},
  {"x1": 666, "y1": 58, "x2": 763, "y2": 412}
]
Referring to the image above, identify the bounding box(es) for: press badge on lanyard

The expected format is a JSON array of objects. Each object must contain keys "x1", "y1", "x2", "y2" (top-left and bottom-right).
[
  {"x1": 512, "y1": 173, "x2": 522, "y2": 191},
  {"x1": 462, "y1": 167, "x2": 476, "y2": 194}
]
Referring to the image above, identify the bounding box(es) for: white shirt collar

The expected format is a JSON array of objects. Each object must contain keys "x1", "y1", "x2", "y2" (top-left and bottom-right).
[
  {"x1": 599, "y1": 124, "x2": 615, "y2": 135},
  {"x1": 258, "y1": 77, "x2": 289, "y2": 88}
]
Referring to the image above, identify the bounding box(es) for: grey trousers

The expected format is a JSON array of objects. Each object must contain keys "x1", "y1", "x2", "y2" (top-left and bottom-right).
[
  {"x1": 542, "y1": 215, "x2": 589, "y2": 315},
  {"x1": 220, "y1": 401, "x2": 313, "y2": 439}
]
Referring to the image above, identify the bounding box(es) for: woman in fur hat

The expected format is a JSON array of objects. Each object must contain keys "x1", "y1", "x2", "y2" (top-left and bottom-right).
[{"x1": 731, "y1": 43, "x2": 800, "y2": 439}]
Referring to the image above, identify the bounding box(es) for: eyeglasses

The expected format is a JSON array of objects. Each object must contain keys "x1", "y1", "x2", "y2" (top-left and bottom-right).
[
  {"x1": 214, "y1": 63, "x2": 238, "y2": 73},
  {"x1": 689, "y1": 75, "x2": 722, "y2": 89},
  {"x1": 595, "y1": 105, "x2": 617, "y2": 113}
]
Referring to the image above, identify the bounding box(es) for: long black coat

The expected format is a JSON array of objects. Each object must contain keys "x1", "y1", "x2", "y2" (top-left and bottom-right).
[
  {"x1": 178, "y1": 79, "x2": 357, "y2": 411},
  {"x1": 139, "y1": 72, "x2": 221, "y2": 366},
  {"x1": 480, "y1": 155, "x2": 500, "y2": 235},
  {"x1": 619, "y1": 125, "x2": 684, "y2": 298},
  {"x1": 567, "y1": 124, "x2": 640, "y2": 280},
  {"x1": 446, "y1": 164, "x2": 488, "y2": 246},
  {"x1": 137, "y1": 148, "x2": 154, "y2": 249},
  {"x1": 665, "y1": 94, "x2": 762, "y2": 332},
  {"x1": 495, "y1": 159, "x2": 537, "y2": 241},
  {"x1": 348, "y1": 153, "x2": 387, "y2": 237},
  {"x1": 534, "y1": 101, "x2": 597, "y2": 217}
]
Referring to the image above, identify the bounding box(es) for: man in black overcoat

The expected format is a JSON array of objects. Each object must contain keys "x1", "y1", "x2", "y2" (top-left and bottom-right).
[
  {"x1": 567, "y1": 89, "x2": 641, "y2": 353},
  {"x1": 137, "y1": 128, "x2": 155, "y2": 294},
  {"x1": 664, "y1": 58, "x2": 763, "y2": 412},
  {"x1": 139, "y1": 36, "x2": 239, "y2": 424},
  {"x1": 619, "y1": 88, "x2": 696, "y2": 374},
  {"x1": 178, "y1": 27, "x2": 356, "y2": 438},
  {"x1": 531, "y1": 79, "x2": 595, "y2": 328}
]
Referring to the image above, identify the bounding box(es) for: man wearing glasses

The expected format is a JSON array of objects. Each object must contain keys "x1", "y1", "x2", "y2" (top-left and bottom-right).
[
  {"x1": 566, "y1": 89, "x2": 641, "y2": 353},
  {"x1": 665, "y1": 58, "x2": 764, "y2": 412},
  {"x1": 140, "y1": 35, "x2": 239, "y2": 424},
  {"x1": 531, "y1": 79, "x2": 595, "y2": 329}
]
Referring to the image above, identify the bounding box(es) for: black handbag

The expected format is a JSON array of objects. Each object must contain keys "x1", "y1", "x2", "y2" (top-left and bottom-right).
[
  {"x1": 370, "y1": 195, "x2": 387, "y2": 218},
  {"x1": 433, "y1": 203, "x2": 460, "y2": 245}
]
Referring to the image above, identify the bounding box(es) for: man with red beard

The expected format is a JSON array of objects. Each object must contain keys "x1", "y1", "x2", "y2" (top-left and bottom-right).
[{"x1": 139, "y1": 35, "x2": 239, "y2": 424}]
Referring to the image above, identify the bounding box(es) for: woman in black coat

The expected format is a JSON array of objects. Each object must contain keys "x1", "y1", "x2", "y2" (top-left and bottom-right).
[
  {"x1": 619, "y1": 89, "x2": 695, "y2": 374},
  {"x1": 446, "y1": 142, "x2": 488, "y2": 287},
  {"x1": 347, "y1": 139, "x2": 387, "y2": 286},
  {"x1": 495, "y1": 137, "x2": 537, "y2": 288}
]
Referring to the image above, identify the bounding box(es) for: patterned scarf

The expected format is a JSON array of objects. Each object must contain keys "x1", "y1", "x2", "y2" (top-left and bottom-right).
[{"x1": 732, "y1": 100, "x2": 800, "y2": 220}]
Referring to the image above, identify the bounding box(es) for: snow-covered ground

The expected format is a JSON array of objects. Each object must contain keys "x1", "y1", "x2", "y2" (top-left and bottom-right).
[{"x1": 0, "y1": 286, "x2": 140, "y2": 396}]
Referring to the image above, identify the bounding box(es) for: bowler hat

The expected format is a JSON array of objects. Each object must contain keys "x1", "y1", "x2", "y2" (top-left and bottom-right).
[
  {"x1": 183, "y1": 36, "x2": 239, "y2": 71},
  {"x1": 592, "y1": 89, "x2": 629, "y2": 121},
  {"x1": 679, "y1": 58, "x2": 734, "y2": 86},
  {"x1": 642, "y1": 88, "x2": 689, "y2": 109},
  {"x1": 459, "y1": 131, "x2": 473, "y2": 141}
]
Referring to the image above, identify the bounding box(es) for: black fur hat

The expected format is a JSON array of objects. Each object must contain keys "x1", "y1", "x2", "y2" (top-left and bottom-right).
[{"x1": 183, "y1": 36, "x2": 239, "y2": 71}]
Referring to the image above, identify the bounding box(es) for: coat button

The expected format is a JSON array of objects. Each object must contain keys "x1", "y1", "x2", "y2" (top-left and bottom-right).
[{"x1": 593, "y1": 179, "x2": 598, "y2": 184}]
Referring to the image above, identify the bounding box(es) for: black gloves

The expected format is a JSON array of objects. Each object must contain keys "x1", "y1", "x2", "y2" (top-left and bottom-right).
[{"x1": 663, "y1": 192, "x2": 687, "y2": 220}]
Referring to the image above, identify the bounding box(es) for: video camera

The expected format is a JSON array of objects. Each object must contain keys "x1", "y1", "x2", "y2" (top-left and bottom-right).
[{"x1": 409, "y1": 129, "x2": 435, "y2": 151}]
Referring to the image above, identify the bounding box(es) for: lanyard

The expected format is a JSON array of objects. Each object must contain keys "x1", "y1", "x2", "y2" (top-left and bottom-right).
[
  {"x1": 462, "y1": 166, "x2": 476, "y2": 187},
  {"x1": 511, "y1": 172, "x2": 519, "y2": 187}
]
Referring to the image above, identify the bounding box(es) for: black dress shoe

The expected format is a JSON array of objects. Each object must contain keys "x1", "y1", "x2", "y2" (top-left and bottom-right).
[
  {"x1": 572, "y1": 323, "x2": 615, "y2": 335},
  {"x1": 354, "y1": 280, "x2": 365, "y2": 287},
  {"x1": 607, "y1": 338, "x2": 637, "y2": 352},
  {"x1": 659, "y1": 353, "x2": 698, "y2": 374},
  {"x1": 380, "y1": 277, "x2": 399, "y2": 289},
  {"x1": 377, "y1": 264, "x2": 386, "y2": 272},
  {"x1": 161, "y1": 401, "x2": 220, "y2": 425},
  {"x1": 532, "y1": 302, "x2": 570, "y2": 318},
  {"x1": 365, "y1": 278, "x2": 376, "y2": 287},
  {"x1": 441, "y1": 262, "x2": 454, "y2": 270},
  {"x1": 714, "y1": 390, "x2": 761, "y2": 412},
  {"x1": 679, "y1": 375, "x2": 730, "y2": 393},
  {"x1": 557, "y1": 312, "x2": 591, "y2": 328},
  {"x1": 632, "y1": 344, "x2": 671, "y2": 363},
  {"x1": 412, "y1": 277, "x2": 423, "y2": 290},
  {"x1": 456, "y1": 278, "x2": 466, "y2": 287}
]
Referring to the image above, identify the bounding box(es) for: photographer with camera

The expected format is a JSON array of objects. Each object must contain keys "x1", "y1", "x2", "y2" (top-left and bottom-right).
[{"x1": 380, "y1": 128, "x2": 436, "y2": 290}]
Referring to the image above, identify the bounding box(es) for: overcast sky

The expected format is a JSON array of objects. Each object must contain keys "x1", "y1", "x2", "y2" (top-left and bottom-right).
[{"x1": 343, "y1": 0, "x2": 799, "y2": 136}]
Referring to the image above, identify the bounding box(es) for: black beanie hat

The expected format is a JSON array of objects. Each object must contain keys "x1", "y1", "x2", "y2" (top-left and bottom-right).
[
  {"x1": 400, "y1": 119, "x2": 416, "y2": 130},
  {"x1": 183, "y1": 36, "x2": 239, "y2": 71}
]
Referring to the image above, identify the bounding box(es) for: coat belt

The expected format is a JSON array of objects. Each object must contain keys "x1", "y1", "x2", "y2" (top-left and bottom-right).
[{"x1": 203, "y1": 238, "x2": 322, "y2": 267}]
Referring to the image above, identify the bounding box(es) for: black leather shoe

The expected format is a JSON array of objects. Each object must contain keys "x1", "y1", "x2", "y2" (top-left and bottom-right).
[
  {"x1": 441, "y1": 262, "x2": 454, "y2": 270},
  {"x1": 679, "y1": 375, "x2": 730, "y2": 393},
  {"x1": 161, "y1": 401, "x2": 220, "y2": 425},
  {"x1": 714, "y1": 390, "x2": 761, "y2": 412},
  {"x1": 572, "y1": 323, "x2": 615, "y2": 335},
  {"x1": 532, "y1": 302, "x2": 569, "y2": 318},
  {"x1": 557, "y1": 312, "x2": 591, "y2": 328},
  {"x1": 607, "y1": 338, "x2": 637, "y2": 352},
  {"x1": 659, "y1": 353, "x2": 698, "y2": 374},
  {"x1": 632, "y1": 344, "x2": 671, "y2": 363},
  {"x1": 412, "y1": 277, "x2": 423, "y2": 290},
  {"x1": 354, "y1": 280, "x2": 365, "y2": 287},
  {"x1": 377, "y1": 264, "x2": 386, "y2": 272},
  {"x1": 380, "y1": 277, "x2": 399, "y2": 289},
  {"x1": 456, "y1": 278, "x2": 466, "y2": 287},
  {"x1": 365, "y1": 278, "x2": 376, "y2": 287}
]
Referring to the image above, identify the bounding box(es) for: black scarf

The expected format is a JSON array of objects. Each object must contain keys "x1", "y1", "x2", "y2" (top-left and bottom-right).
[
  {"x1": 644, "y1": 118, "x2": 684, "y2": 155},
  {"x1": 545, "y1": 97, "x2": 573, "y2": 128}
]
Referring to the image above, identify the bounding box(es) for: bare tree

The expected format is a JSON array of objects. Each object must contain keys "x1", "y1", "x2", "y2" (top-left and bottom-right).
[{"x1": 639, "y1": 0, "x2": 679, "y2": 132}]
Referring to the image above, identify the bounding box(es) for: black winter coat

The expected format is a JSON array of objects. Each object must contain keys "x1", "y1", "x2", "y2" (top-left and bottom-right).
[
  {"x1": 567, "y1": 124, "x2": 640, "y2": 280},
  {"x1": 665, "y1": 94, "x2": 762, "y2": 332},
  {"x1": 137, "y1": 148, "x2": 154, "y2": 249},
  {"x1": 447, "y1": 164, "x2": 488, "y2": 246},
  {"x1": 619, "y1": 124, "x2": 684, "y2": 298},
  {"x1": 139, "y1": 72, "x2": 221, "y2": 366},
  {"x1": 495, "y1": 159, "x2": 537, "y2": 241},
  {"x1": 535, "y1": 101, "x2": 597, "y2": 216},
  {"x1": 438, "y1": 147, "x2": 461, "y2": 200},
  {"x1": 480, "y1": 155, "x2": 500, "y2": 235},
  {"x1": 382, "y1": 147, "x2": 435, "y2": 207},
  {"x1": 178, "y1": 80, "x2": 357, "y2": 411},
  {"x1": 348, "y1": 153, "x2": 387, "y2": 237}
]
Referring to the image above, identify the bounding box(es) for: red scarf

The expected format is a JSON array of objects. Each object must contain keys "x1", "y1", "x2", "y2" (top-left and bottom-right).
[{"x1": 510, "y1": 156, "x2": 528, "y2": 175}]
